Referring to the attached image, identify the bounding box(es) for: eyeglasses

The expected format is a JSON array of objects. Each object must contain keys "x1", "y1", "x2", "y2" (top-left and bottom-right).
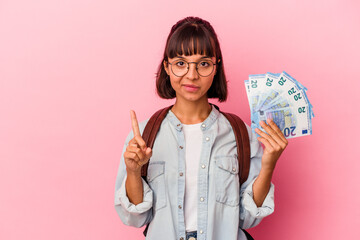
[{"x1": 167, "y1": 59, "x2": 217, "y2": 77}]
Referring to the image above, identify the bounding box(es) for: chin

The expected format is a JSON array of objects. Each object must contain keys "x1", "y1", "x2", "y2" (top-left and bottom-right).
[{"x1": 179, "y1": 93, "x2": 207, "y2": 103}]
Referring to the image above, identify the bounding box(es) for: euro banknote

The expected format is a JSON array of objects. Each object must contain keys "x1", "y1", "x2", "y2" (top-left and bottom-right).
[{"x1": 244, "y1": 71, "x2": 314, "y2": 139}]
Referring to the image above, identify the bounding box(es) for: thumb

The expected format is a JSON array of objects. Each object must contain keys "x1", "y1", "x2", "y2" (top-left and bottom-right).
[{"x1": 145, "y1": 147, "x2": 152, "y2": 158}]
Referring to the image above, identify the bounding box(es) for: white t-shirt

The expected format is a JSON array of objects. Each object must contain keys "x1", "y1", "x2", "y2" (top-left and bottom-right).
[{"x1": 182, "y1": 122, "x2": 203, "y2": 232}]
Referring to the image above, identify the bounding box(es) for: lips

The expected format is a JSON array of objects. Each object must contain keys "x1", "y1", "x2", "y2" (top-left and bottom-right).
[
  {"x1": 182, "y1": 84, "x2": 200, "y2": 92},
  {"x1": 183, "y1": 84, "x2": 199, "y2": 88}
]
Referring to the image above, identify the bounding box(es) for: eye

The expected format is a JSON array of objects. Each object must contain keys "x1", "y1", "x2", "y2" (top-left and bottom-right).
[
  {"x1": 199, "y1": 61, "x2": 210, "y2": 67},
  {"x1": 175, "y1": 61, "x2": 186, "y2": 66}
]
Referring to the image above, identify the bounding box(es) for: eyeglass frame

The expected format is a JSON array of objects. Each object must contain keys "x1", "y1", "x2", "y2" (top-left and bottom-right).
[{"x1": 166, "y1": 58, "x2": 219, "y2": 77}]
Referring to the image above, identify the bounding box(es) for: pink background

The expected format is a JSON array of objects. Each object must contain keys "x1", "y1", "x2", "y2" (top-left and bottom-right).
[{"x1": 1, "y1": 0, "x2": 359, "y2": 239}]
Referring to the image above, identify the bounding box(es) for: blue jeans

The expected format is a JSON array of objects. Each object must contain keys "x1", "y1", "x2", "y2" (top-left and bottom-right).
[{"x1": 186, "y1": 231, "x2": 197, "y2": 240}]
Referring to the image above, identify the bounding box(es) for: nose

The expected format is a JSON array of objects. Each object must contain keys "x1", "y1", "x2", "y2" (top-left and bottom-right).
[{"x1": 186, "y1": 62, "x2": 199, "y2": 80}]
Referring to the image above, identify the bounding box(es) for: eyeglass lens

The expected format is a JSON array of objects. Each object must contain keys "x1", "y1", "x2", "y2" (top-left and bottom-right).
[{"x1": 171, "y1": 59, "x2": 214, "y2": 77}]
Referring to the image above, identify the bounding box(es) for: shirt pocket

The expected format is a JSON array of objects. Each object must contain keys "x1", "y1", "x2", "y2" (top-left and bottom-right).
[
  {"x1": 147, "y1": 161, "x2": 167, "y2": 211},
  {"x1": 214, "y1": 155, "x2": 240, "y2": 207}
]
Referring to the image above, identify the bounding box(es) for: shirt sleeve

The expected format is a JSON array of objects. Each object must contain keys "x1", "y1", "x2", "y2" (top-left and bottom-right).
[
  {"x1": 239, "y1": 124, "x2": 275, "y2": 229},
  {"x1": 114, "y1": 119, "x2": 154, "y2": 228}
]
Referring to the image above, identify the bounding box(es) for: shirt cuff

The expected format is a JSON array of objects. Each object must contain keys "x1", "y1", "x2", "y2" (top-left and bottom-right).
[
  {"x1": 115, "y1": 175, "x2": 153, "y2": 214},
  {"x1": 241, "y1": 177, "x2": 275, "y2": 219}
]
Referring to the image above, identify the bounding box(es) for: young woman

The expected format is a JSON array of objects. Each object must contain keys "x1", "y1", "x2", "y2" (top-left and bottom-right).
[{"x1": 114, "y1": 16, "x2": 288, "y2": 240}]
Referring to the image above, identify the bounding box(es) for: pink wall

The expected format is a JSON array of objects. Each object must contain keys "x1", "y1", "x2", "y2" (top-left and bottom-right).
[{"x1": 1, "y1": 0, "x2": 359, "y2": 239}]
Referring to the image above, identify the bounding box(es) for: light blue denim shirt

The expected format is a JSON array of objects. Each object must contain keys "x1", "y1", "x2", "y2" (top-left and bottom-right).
[{"x1": 114, "y1": 105, "x2": 275, "y2": 240}]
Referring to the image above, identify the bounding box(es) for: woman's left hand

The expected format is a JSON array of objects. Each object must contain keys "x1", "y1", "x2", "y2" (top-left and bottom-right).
[{"x1": 255, "y1": 119, "x2": 288, "y2": 172}]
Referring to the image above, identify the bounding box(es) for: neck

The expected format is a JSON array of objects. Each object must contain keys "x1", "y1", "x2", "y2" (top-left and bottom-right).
[{"x1": 171, "y1": 97, "x2": 212, "y2": 124}]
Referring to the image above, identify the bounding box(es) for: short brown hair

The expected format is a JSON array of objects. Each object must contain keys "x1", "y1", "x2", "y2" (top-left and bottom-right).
[{"x1": 156, "y1": 16, "x2": 228, "y2": 102}]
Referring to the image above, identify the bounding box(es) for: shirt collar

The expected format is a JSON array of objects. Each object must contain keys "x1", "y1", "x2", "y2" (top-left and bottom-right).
[{"x1": 166, "y1": 103, "x2": 220, "y2": 132}]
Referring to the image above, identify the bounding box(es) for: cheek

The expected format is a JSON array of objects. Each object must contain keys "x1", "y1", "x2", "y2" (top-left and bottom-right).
[
  {"x1": 169, "y1": 77, "x2": 181, "y2": 89},
  {"x1": 205, "y1": 78, "x2": 214, "y2": 89}
]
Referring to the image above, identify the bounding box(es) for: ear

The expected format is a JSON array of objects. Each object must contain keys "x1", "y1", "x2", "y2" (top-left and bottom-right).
[
  {"x1": 163, "y1": 60, "x2": 169, "y2": 75},
  {"x1": 215, "y1": 59, "x2": 221, "y2": 75}
]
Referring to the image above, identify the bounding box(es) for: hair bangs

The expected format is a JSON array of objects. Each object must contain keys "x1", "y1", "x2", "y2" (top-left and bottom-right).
[{"x1": 166, "y1": 25, "x2": 216, "y2": 59}]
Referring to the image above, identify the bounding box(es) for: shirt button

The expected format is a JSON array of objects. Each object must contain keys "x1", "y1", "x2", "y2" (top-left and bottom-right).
[
  {"x1": 178, "y1": 205, "x2": 182, "y2": 209},
  {"x1": 179, "y1": 146, "x2": 183, "y2": 149},
  {"x1": 200, "y1": 197, "x2": 204, "y2": 202},
  {"x1": 200, "y1": 230, "x2": 204, "y2": 234},
  {"x1": 232, "y1": 167, "x2": 236, "y2": 172},
  {"x1": 201, "y1": 124, "x2": 206, "y2": 128},
  {"x1": 205, "y1": 137, "x2": 210, "y2": 141},
  {"x1": 201, "y1": 164, "x2": 206, "y2": 169},
  {"x1": 179, "y1": 172, "x2": 183, "y2": 176}
]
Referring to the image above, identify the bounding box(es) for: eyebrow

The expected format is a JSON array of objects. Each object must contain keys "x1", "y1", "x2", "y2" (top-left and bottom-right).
[{"x1": 174, "y1": 56, "x2": 212, "y2": 60}]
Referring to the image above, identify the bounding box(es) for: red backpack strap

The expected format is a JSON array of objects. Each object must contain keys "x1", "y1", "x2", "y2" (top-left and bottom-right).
[
  {"x1": 140, "y1": 105, "x2": 173, "y2": 178},
  {"x1": 141, "y1": 105, "x2": 173, "y2": 237},
  {"x1": 226, "y1": 113, "x2": 251, "y2": 185},
  {"x1": 215, "y1": 107, "x2": 251, "y2": 186}
]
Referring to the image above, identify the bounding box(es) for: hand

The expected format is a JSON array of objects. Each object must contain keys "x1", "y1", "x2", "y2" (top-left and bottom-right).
[
  {"x1": 255, "y1": 118, "x2": 288, "y2": 172},
  {"x1": 123, "y1": 110, "x2": 152, "y2": 175}
]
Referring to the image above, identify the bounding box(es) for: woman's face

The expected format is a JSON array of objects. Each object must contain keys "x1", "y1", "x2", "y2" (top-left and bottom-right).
[{"x1": 163, "y1": 54, "x2": 217, "y2": 103}]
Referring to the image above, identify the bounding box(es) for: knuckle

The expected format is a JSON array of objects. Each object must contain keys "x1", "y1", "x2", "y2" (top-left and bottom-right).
[
  {"x1": 268, "y1": 148, "x2": 275, "y2": 153},
  {"x1": 128, "y1": 139, "x2": 135, "y2": 144},
  {"x1": 133, "y1": 153, "x2": 139, "y2": 160}
]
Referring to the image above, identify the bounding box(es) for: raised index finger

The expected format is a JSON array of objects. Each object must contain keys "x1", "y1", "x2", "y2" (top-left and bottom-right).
[{"x1": 130, "y1": 110, "x2": 141, "y2": 137}]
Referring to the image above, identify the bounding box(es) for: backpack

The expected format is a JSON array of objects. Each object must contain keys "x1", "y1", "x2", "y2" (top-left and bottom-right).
[{"x1": 140, "y1": 103, "x2": 254, "y2": 240}]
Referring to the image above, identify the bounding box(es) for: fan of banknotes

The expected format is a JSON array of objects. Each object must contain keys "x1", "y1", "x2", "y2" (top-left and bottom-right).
[{"x1": 244, "y1": 71, "x2": 314, "y2": 139}]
